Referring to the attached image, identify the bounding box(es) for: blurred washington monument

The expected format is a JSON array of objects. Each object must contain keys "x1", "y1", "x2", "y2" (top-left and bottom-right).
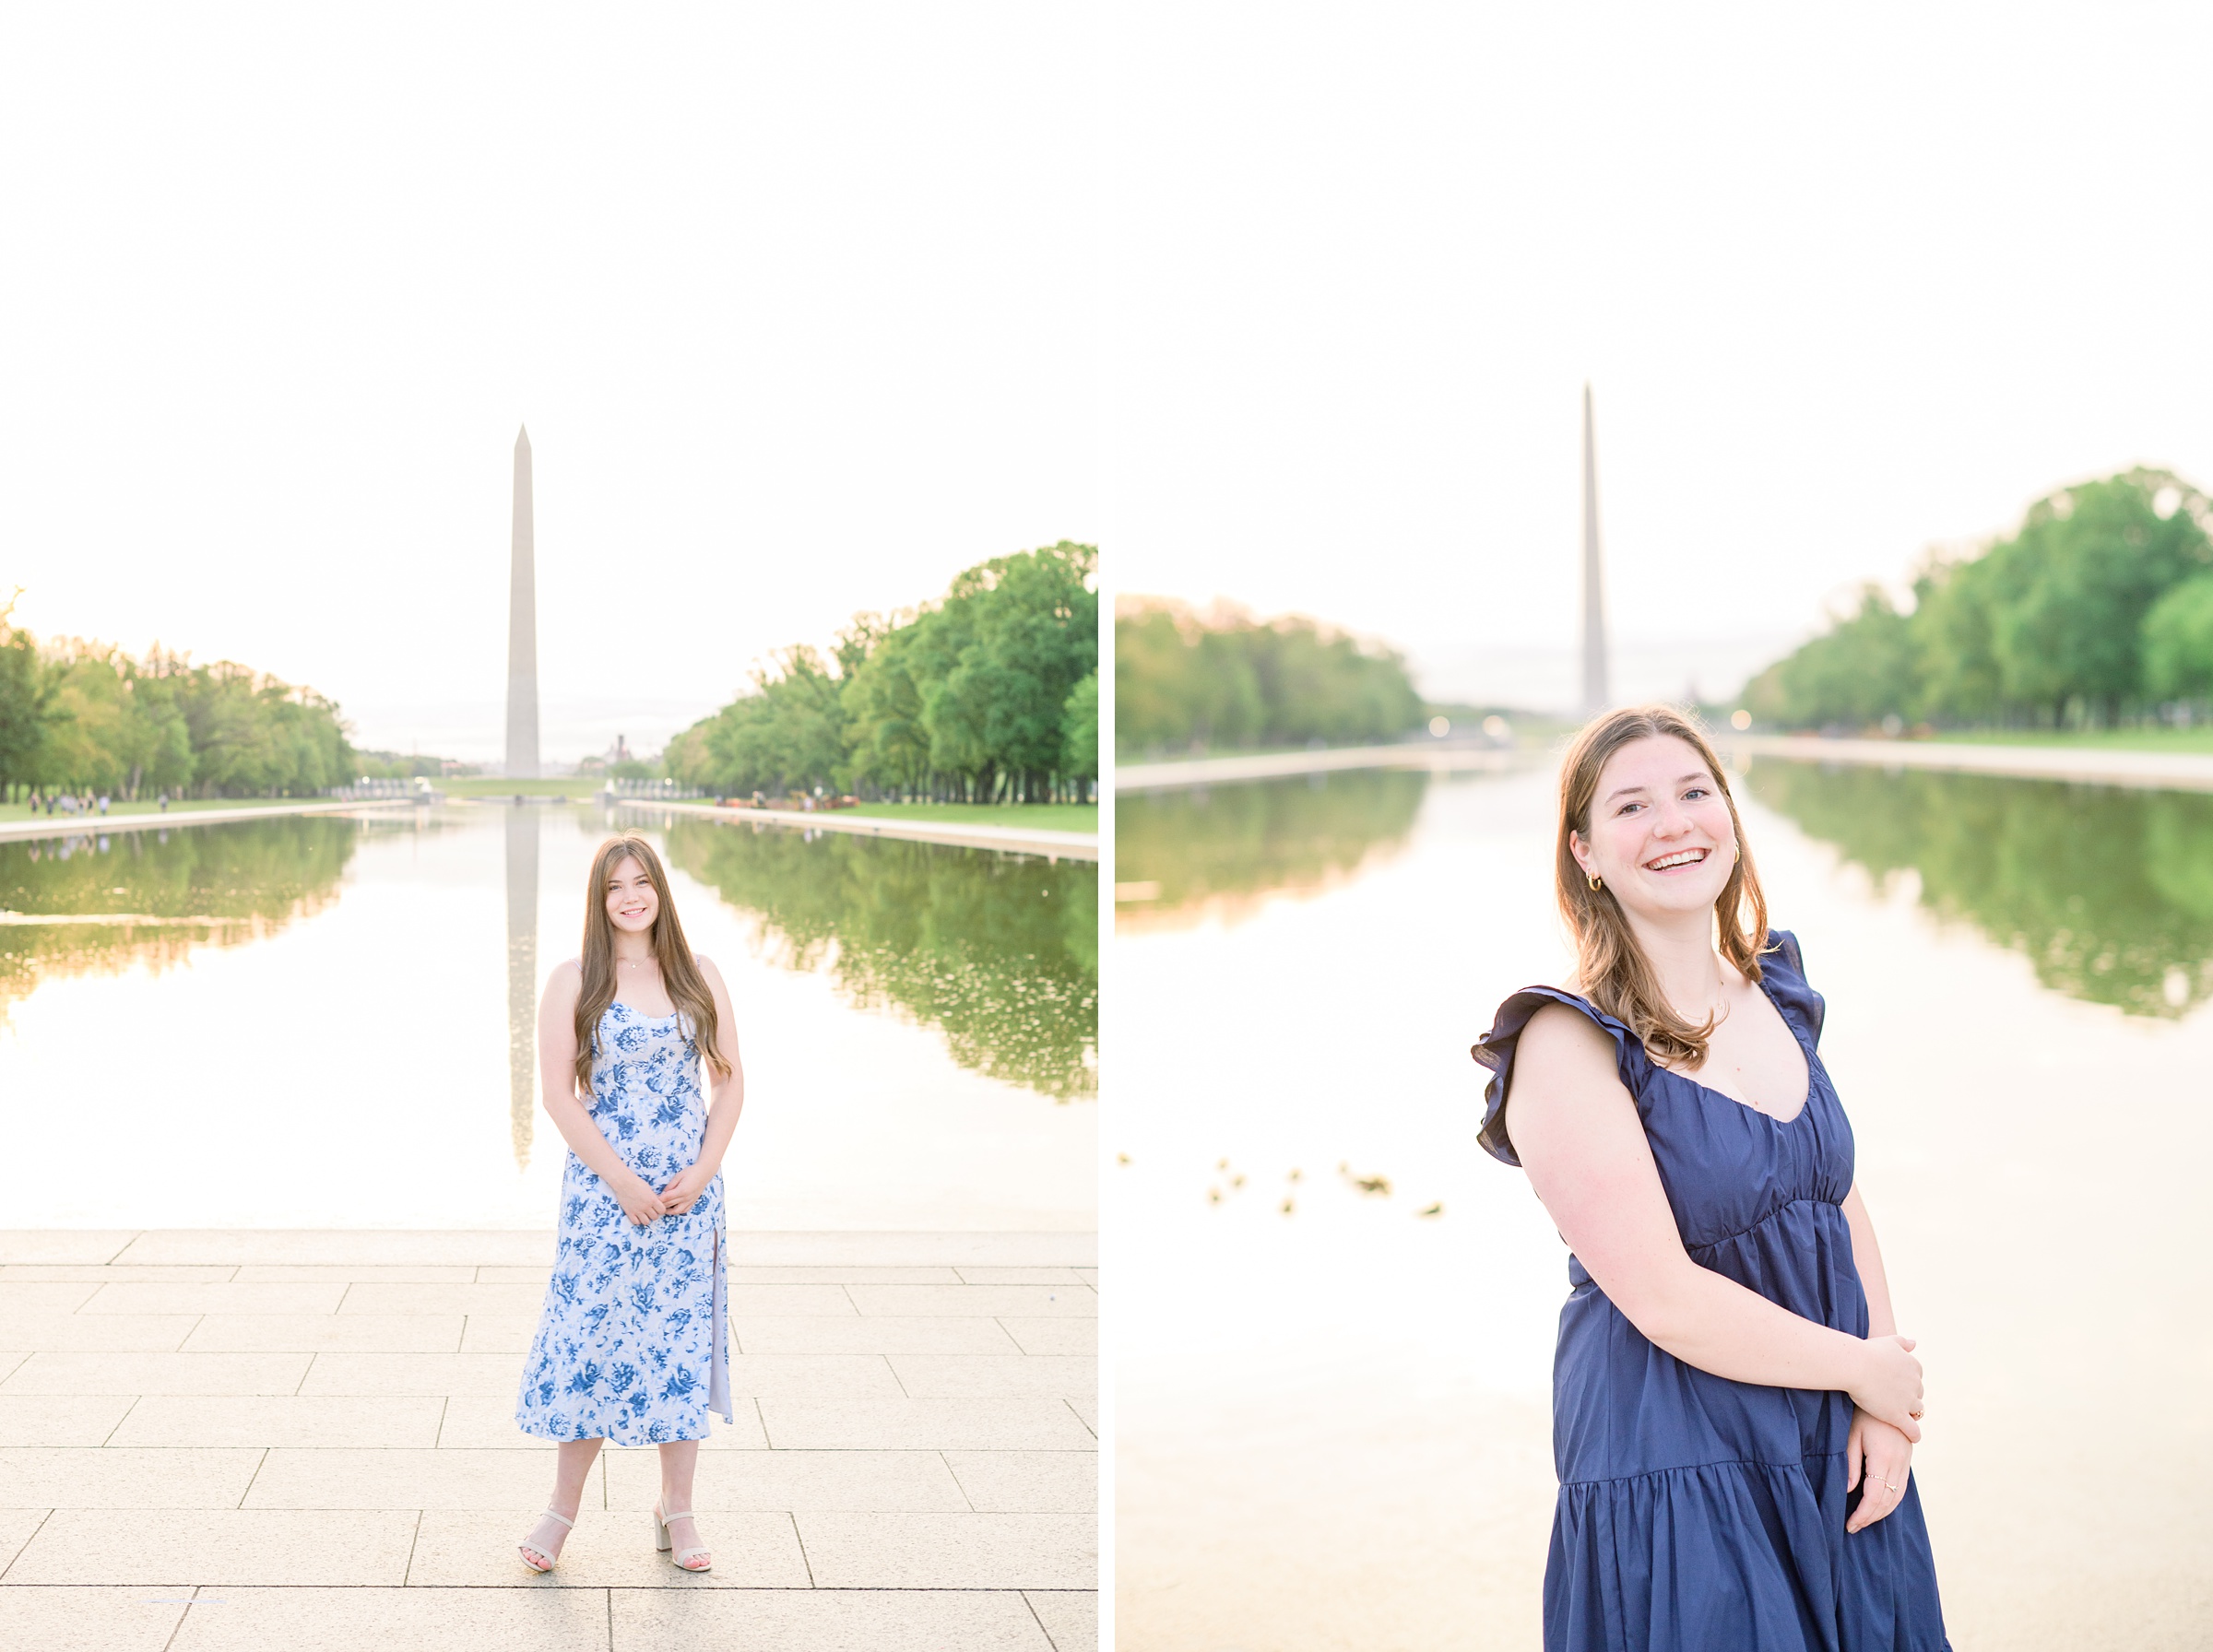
[
  {"x1": 1580, "y1": 384, "x2": 1611, "y2": 714},
  {"x1": 506, "y1": 426, "x2": 540, "y2": 778}
]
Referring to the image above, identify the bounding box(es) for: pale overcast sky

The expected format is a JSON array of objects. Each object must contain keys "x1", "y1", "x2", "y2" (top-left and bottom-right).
[
  {"x1": 0, "y1": 6, "x2": 1095, "y2": 761},
  {"x1": 9, "y1": 7, "x2": 2211, "y2": 747},
  {"x1": 1107, "y1": 4, "x2": 2213, "y2": 709}
]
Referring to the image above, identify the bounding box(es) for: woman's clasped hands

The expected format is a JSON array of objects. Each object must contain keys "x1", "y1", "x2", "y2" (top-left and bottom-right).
[
  {"x1": 1844, "y1": 1332, "x2": 1925, "y2": 1534},
  {"x1": 612, "y1": 1163, "x2": 713, "y2": 1225}
]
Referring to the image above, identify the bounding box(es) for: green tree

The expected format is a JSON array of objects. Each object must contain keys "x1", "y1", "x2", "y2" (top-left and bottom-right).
[
  {"x1": 2141, "y1": 573, "x2": 2213, "y2": 703},
  {"x1": 1113, "y1": 600, "x2": 1422, "y2": 756},
  {"x1": 0, "y1": 596, "x2": 62, "y2": 801},
  {"x1": 1744, "y1": 468, "x2": 2213, "y2": 730},
  {"x1": 1059, "y1": 670, "x2": 1098, "y2": 788}
]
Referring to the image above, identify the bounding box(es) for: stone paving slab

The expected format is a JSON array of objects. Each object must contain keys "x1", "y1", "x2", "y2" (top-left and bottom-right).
[
  {"x1": 6, "y1": 1508, "x2": 420, "y2": 1585},
  {"x1": 613, "y1": 1587, "x2": 1065, "y2": 1649},
  {"x1": 0, "y1": 1396, "x2": 137, "y2": 1447},
  {"x1": 0, "y1": 1583, "x2": 189, "y2": 1651},
  {"x1": 888, "y1": 1355, "x2": 1095, "y2": 1398},
  {"x1": 86, "y1": 1281, "x2": 347, "y2": 1316},
  {"x1": 759, "y1": 1398, "x2": 1099, "y2": 1451},
  {"x1": 0, "y1": 1233, "x2": 137, "y2": 1265},
  {"x1": 294, "y1": 1351, "x2": 526, "y2": 1397},
  {"x1": 183, "y1": 1315, "x2": 467, "y2": 1353},
  {"x1": 0, "y1": 1447, "x2": 266, "y2": 1508},
  {"x1": 241, "y1": 1447, "x2": 601, "y2": 1511},
  {"x1": 1000, "y1": 1318, "x2": 1097, "y2": 1356},
  {"x1": 945, "y1": 1451, "x2": 1099, "y2": 1514},
  {"x1": 2, "y1": 1313, "x2": 201, "y2": 1352},
  {"x1": 112, "y1": 1395, "x2": 446, "y2": 1449},
  {"x1": 0, "y1": 1352, "x2": 312, "y2": 1396},
  {"x1": 0, "y1": 1233, "x2": 1096, "y2": 1647},
  {"x1": 793, "y1": 1512, "x2": 1096, "y2": 1588},
  {"x1": 1026, "y1": 1589, "x2": 1098, "y2": 1651},
  {"x1": 733, "y1": 1316, "x2": 1025, "y2": 1355},
  {"x1": 169, "y1": 1584, "x2": 613, "y2": 1650},
  {"x1": 846, "y1": 1284, "x2": 1096, "y2": 1318}
]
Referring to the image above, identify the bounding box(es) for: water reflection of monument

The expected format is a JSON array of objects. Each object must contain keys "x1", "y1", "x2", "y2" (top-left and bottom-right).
[
  {"x1": 504, "y1": 804, "x2": 540, "y2": 1166},
  {"x1": 504, "y1": 425, "x2": 542, "y2": 1166}
]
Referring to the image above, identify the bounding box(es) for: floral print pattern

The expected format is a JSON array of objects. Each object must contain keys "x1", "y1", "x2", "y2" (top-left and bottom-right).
[{"x1": 515, "y1": 999, "x2": 730, "y2": 1444}]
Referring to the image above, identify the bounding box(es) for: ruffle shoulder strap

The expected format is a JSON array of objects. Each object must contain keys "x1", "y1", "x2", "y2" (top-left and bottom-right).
[
  {"x1": 1757, "y1": 928, "x2": 1826, "y2": 1045},
  {"x1": 1470, "y1": 987, "x2": 1650, "y2": 1168}
]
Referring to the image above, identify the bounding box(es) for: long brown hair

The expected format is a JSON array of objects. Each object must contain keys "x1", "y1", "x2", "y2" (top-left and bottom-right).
[
  {"x1": 1556, "y1": 705, "x2": 1769, "y2": 1068},
  {"x1": 572, "y1": 834, "x2": 731, "y2": 1098}
]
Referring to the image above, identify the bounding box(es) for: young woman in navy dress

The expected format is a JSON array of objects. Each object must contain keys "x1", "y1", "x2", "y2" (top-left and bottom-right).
[{"x1": 1473, "y1": 707, "x2": 1948, "y2": 1650}]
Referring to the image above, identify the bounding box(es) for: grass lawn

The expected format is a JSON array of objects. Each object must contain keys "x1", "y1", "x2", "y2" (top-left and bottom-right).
[
  {"x1": 1923, "y1": 727, "x2": 2213, "y2": 754},
  {"x1": 836, "y1": 801, "x2": 1098, "y2": 832}
]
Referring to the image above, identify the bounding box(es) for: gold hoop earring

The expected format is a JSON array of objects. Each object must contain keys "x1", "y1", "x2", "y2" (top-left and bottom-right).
[{"x1": 1587, "y1": 872, "x2": 1602, "y2": 891}]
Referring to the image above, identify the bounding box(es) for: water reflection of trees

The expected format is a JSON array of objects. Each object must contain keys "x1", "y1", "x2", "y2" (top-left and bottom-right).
[
  {"x1": 1744, "y1": 761, "x2": 2213, "y2": 1017},
  {"x1": 0, "y1": 817, "x2": 359, "y2": 1016},
  {"x1": 660, "y1": 820, "x2": 1097, "y2": 1101},
  {"x1": 1115, "y1": 769, "x2": 1429, "y2": 934}
]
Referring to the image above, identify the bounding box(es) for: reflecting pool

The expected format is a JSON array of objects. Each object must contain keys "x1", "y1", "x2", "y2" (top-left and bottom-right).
[
  {"x1": 0, "y1": 804, "x2": 1095, "y2": 1231},
  {"x1": 1114, "y1": 761, "x2": 2213, "y2": 1652}
]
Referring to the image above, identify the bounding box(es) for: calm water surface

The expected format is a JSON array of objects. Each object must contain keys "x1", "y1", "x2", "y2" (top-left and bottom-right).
[
  {"x1": 1, "y1": 803, "x2": 1095, "y2": 1230},
  {"x1": 1115, "y1": 761, "x2": 2213, "y2": 1652}
]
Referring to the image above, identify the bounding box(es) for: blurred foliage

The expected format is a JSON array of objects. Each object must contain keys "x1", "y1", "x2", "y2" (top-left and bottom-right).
[
  {"x1": 1115, "y1": 768, "x2": 1429, "y2": 932},
  {"x1": 1115, "y1": 600, "x2": 1426, "y2": 757},
  {"x1": 0, "y1": 813, "x2": 359, "y2": 1018},
  {"x1": 2142, "y1": 574, "x2": 2213, "y2": 702},
  {"x1": 1744, "y1": 470, "x2": 2213, "y2": 731},
  {"x1": 668, "y1": 544, "x2": 1097, "y2": 806},
  {"x1": 662, "y1": 819, "x2": 1096, "y2": 1101},
  {"x1": 1743, "y1": 760, "x2": 2213, "y2": 1017},
  {"x1": 0, "y1": 599, "x2": 354, "y2": 800}
]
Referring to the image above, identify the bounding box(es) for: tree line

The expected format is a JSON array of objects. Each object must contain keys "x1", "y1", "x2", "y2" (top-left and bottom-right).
[
  {"x1": 1745, "y1": 469, "x2": 2213, "y2": 731},
  {"x1": 0, "y1": 599, "x2": 354, "y2": 802},
  {"x1": 1115, "y1": 598, "x2": 1426, "y2": 757},
  {"x1": 666, "y1": 542, "x2": 1097, "y2": 805}
]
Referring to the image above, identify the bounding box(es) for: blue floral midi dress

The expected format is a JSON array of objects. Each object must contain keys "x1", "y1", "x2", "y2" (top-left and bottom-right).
[
  {"x1": 1473, "y1": 932, "x2": 1948, "y2": 1651},
  {"x1": 515, "y1": 998, "x2": 732, "y2": 1445}
]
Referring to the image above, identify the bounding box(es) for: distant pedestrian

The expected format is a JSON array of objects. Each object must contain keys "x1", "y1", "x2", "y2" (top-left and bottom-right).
[
  {"x1": 1472, "y1": 705, "x2": 1947, "y2": 1650},
  {"x1": 514, "y1": 834, "x2": 746, "y2": 1575}
]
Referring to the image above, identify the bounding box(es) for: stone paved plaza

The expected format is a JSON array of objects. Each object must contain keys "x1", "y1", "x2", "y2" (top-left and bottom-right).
[{"x1": 0, "y1": 1229, "x2": 1096, "y2": 1651}]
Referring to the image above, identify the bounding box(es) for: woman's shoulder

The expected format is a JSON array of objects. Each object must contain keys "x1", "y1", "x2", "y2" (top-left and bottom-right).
[
  {"x1": 1472, "y1": 982, "x2": 1644, "y2": 1167},
  {"x1": 543, "y1": 958, "x2": 585, "y2": 996},
  {"x1": 1757, "y1": 927, "x2": 1826, "y2": 1042}
]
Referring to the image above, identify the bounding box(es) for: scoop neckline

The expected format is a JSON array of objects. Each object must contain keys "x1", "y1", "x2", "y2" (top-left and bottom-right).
[
  {"x1": 609, "y1": 997, "x2": 680, "y2": 1024},
  {"x1": 1653, "y1": 974, "x2": 1816, "y2": 1126}
]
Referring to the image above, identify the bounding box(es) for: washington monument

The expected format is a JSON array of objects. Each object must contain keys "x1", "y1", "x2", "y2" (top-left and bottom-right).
[
  {"x1": 1580, "y1": 384, "x2": 1611, "y2": 714},
  {"x1": 506, "y1": 426, "x2": 539, "y2": 778}
]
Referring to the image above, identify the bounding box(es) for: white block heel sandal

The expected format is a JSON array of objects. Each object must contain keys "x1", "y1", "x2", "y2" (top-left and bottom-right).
[
  {"x1": 518, "y1": 1508, "x2": 574, "y2": 1573},
  {"x1": 654, "y1": 1498, "x2": 713, "y2": 1572}
]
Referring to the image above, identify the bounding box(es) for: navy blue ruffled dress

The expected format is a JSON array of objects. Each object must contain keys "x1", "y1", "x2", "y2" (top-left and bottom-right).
[{"x1": 1473, "y1": 931, "x2": 1948, "y2": 1652}]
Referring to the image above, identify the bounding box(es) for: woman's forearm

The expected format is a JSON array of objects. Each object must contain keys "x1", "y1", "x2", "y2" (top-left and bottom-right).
[
  {"x1": 540, "y1": 1090, "x2": 638, "y2": 1189},
  {"x1": 1840, "y1": 1184, "x2": 1898, "y2": 1338},
  {"x1": 1630, "y1": 1261, "x2": 1875, "y2": 1395},
  {"x1": 692, "y1": 1075, "x2": 744, "y2": 1176}
]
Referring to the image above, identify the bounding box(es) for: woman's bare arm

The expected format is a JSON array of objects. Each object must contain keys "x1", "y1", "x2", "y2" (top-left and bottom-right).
[
  {"x1": 657, "y1": 956, "x2": 745, "y2": 1212},
  {"x1": 1507, "y1": 1004, "x2": 1923, "y2": 1438},
  {"x1": 1840, "y1": 1184, "x2": 1896, "y2": 1338},
  {"x1": 537, "y1": 962, "x2": 665, "y2": 1223}
]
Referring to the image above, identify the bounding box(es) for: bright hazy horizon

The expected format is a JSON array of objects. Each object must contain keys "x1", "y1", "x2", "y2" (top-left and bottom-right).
[
  {"x1": 1106, "y1": 5, "x2": 2213, "y2": 712},
  {"x1": 0, "y1": 6, "x2": 1095, "y2": 764}
]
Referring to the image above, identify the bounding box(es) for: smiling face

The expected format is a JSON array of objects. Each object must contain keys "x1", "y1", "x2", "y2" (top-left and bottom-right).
[
  {"x1": 1569, "y1": 734, "x2": 1738, "y2": 920},
  {"x1": 604, "y1": 856, "x2": 659, "y2": 938}
]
